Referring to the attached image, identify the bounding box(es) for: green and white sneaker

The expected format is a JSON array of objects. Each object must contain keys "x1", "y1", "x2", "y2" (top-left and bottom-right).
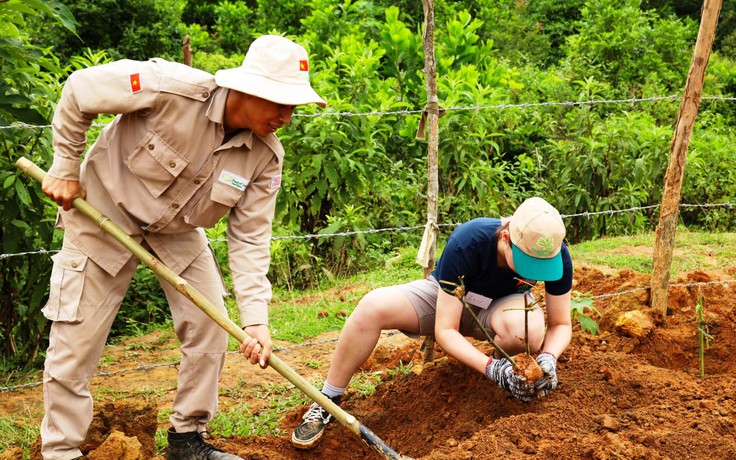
[{"x1": 291, "y1": 395, "x2": 340, "y2": 449}]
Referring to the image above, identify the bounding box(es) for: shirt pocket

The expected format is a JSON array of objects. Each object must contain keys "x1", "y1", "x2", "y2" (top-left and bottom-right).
[
  {"x1": 125, "y1": 130, "x2": 189, "y2": 197},
  {"x1": 211, "y1": 180, "x2": 245, "y2": 207},
  {"x1": 183, "y1": 181, "x2": 245, "y2": 228},
  {"x1": 42, "y1": 249, "x2": 89, "y2": 323}
]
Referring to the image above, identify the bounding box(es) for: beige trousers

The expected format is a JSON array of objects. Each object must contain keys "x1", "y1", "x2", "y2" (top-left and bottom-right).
[{"x1": 40, "y1": 238, "x2": 228, "y2": 460}]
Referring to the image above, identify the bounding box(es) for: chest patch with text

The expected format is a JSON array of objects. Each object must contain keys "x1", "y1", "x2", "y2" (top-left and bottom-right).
[{"x1": 218, "y1": 170, "x2": 249, "y2": 191}]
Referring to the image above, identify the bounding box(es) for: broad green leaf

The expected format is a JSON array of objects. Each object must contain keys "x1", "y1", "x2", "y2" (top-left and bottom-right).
[
  {"x1": 11, "y1": 219, "x2": 31, "y2": 230},
  {"x1": 4, "y1": 106, "x2": 48, "y2": 125},
  {"x1": 17, "y1": 0, "x2": 77, "y2": 32},
  {"x1": 14, "y1": 179, "x2": 31, "y2": 206},
  {"x1": 0, "y1": 93, "x2": 33, "y2": 106},
  {"x1": 577, "y1": 316, "x2": 600, "y2": 336},
  {"x1": 0, "y1": 20, "x2": 21, "y2": 39}
]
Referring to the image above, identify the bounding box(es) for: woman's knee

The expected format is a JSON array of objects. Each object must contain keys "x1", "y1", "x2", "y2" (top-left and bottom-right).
[
  {"x1": 350, "y1": 288, "x2": 392, "y2": 323},
  {"x1": 349, "y1": 286, "x2": 416, "y2": 330},
  {"x1": 493, "y1": 308, "x2": 546, "y2": 353}
]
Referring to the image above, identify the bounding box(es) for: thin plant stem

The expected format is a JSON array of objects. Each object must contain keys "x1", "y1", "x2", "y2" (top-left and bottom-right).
[
  {"x1": 514, "y1": 278, "x2": 541, "y2": 357},
  {"x1": 696, "y1": 288, "x2": 712, "y2": 379},
  {"x1": 442, "y1": 276, "x2": 519, "y2": 370},
  {"x1": 461, "y1": 302, "x2": 519, "y2": 369},
  {"x1": 524, "y1": 294, "x2": 530, "y2": 356}
]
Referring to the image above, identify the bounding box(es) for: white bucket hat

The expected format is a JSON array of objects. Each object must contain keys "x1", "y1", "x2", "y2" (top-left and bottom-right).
[{"x1": 215, "y1": 35, "x2": 327, "y2": 108}]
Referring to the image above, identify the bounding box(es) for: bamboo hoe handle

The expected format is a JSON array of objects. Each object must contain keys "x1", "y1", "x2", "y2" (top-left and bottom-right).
[{"x1": 16, "y1": 156, "x2": 412, "y2": 460}]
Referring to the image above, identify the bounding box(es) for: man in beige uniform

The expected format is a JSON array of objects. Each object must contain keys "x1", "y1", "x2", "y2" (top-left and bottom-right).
[{"x1": 40, "y1": 35, "x2": 326, "y2": 460}]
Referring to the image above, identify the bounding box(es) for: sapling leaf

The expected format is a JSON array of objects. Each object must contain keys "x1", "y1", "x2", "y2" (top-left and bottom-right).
[{"x1": 577, "y1": 315, "x2": 600, "y2": 336}]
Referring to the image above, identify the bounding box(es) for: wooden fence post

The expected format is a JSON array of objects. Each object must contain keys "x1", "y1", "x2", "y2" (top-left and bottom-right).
[
  {"x1": 183, "y1": 35, "x2": 192, "y2": 66},
  {"x1": 419, "y1": 0, "x2": 440, "y2": 364},
  {"x1": 650, "y1": 0, "x2": 721, "y2": 315}
]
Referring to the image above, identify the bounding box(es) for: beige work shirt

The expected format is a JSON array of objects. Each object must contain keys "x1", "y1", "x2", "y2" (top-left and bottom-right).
[{"x1": 48, "y1": 58, "x2": 284, "y2": 326}]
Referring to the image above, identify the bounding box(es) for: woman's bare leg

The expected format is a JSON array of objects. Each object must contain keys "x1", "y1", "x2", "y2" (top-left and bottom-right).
[{"x1": 325, "y1": 286, "x2": 420, "y2": 388}]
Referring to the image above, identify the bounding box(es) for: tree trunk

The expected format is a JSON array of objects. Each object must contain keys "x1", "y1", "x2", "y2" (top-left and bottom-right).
[
  {"x1": 420, "y1": 0, "x2": 439, "y2": 364},
  {"x1": 650, "y1": 0, "x2": 721, "y2": 315}
]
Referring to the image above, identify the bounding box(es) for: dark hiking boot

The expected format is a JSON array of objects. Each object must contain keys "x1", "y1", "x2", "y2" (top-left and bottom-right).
[
  {"x1": 166, "y1": 429, "x2": 243, "y2": 460},
  {"x1": 291, "y1": 394, "x2": 341, "y2": 449}
]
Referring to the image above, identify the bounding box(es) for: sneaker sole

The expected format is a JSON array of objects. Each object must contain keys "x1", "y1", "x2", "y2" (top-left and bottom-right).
[{"x1": 291, "y1": 431, "x2": 323, "y2": 450}]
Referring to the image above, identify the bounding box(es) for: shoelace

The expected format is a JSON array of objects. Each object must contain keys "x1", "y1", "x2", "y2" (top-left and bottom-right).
[
  {"x1": 302, "y1": 403, "x2": 330, "y2": 423},
  {"x1": 195, "y1": 431, "x2": 222, "y2": 455}
]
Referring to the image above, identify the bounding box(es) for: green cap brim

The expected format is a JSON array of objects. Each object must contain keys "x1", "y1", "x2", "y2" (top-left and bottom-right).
[{"x1": 511, "y1": 243, "x2": 563, "y2": 281}]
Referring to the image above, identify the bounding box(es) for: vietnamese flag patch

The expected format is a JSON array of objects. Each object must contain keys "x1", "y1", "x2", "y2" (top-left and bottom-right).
[
  {"x1": 130, "y1": 73, "x2": 142, "y2": 93},
  {"x1": 299, "y1": 60, "x2": 308, "y2": 71}
]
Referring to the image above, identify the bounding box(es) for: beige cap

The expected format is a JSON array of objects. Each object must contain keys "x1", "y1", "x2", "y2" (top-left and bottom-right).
[
  {"x1": 509, "y1": 197, "x2": 566, "y2": 281},
  {"x1": 215, "y1": 35, "x2": 327, "y2": 108}
]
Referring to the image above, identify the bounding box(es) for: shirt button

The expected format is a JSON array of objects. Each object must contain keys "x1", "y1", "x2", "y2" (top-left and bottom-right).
[
  {"x1": 202, "y1": 91, "x2": 210, "y2": 98},
  {"x1": 71, "y1": 261, "x2": 78, "y2": 268},
  {"x1": 172, "y1": 203, "x2": 180, "y2": 209},
  {"x1": 213, "y1": 151, "x2": 220, "y2": 156},
  {"x1": 147, "y1": 144, "x2": 154, "y2": 150},
  {"x1": 194, "y1": 179, "x2": 201, "y2": 185},
  {"x1": 169, "y1": 161, "x2": 176, "y2": 168}
]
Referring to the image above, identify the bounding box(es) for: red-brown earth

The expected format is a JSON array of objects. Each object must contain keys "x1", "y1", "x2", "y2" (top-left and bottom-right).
[{"x1": 1, "y1": 264, "x2": 735, "y2": 460}]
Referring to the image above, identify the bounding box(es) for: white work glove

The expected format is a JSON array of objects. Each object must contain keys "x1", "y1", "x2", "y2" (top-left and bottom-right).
[
  {"x1": 534, "y1": 352, "x2": 558, "y2": 397},
  {"x1": 485, "y1": 358, "x2": 534, "y2": 402}
]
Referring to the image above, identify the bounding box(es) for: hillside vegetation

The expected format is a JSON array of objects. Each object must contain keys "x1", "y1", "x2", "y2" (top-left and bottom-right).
[{"x1": 1, "y1": 0, "x2": 735, "y2": 368}]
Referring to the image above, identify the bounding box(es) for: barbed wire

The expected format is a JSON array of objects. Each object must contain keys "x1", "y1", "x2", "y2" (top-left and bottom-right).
[
  {"x1": 585, "y1": 279, "x2": 733, "y2": 300},
  {"x1": 0, "y1": 248, "x2": 58, "y2": 260},
  {"x1": 0, "y1": 331, "x2": 401, "y2": 392},
  {"x1": 2, "y1": 91, "x2": 731, "y2": 261},
  {"x1": 0, "y1": 121, "x2": 102, "y2": 131},
  {"x1": 2, "y1": 95, "x2": 734, "y2": 130},
  {"x1": 0, "y1": 94, "x2": 730, "y2": 131},
  {"x1": 268, "y1": 223, "x2": 438, "y2": 241},
  {"x1": 2, "y1": 202, "x2": 734, "y2": 260},
  {"x1": 679, "y1": 202, "x2": 736, "y2": 209},
  {"x1": 2, "y1": 274, "x2": 733, "y2": 392},
  {"x1": 563, "y1": 204, "x2": 660, "y2": 218}
]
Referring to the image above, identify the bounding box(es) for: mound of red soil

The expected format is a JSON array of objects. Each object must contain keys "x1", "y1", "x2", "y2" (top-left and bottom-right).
[
  {"x1": 218, "y1": 266, "x2": 736, "y2": 459},
  {"x1": 20, "y1": 266, "x2": 736, "y2": 459}
]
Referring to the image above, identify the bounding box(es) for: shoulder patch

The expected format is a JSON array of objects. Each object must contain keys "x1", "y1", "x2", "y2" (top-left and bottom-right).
[
  {"x1": 269, "y1": 174, "x2": 282, "y2": 189},
  {"x1": 130, "y1": 73, "x2": 142, "y2": 93}
]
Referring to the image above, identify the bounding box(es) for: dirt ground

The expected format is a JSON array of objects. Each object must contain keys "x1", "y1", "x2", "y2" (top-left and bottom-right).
[{"x1": 2, "y1": 263, "x2": 736, "y2": 460}]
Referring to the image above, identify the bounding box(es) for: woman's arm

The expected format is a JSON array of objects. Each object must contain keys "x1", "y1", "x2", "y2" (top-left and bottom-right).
[
  {"x1": 434, "y1": 288, "x2": 490, "y2": 374},
  {"x1": 540, "y1": 290, "x2": 572, "y2": 358}
]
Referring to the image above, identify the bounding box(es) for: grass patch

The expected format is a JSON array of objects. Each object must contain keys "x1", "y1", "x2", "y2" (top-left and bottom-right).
[
  {"x1": 155, "y1": 408, "x2": 174, "y2": 455},
  {"x1": 350, "y1": 371, "x2": 383, "y2": 397},
  {"x1": 0, "y1": 413, "x2": 40, "y2": 457},
  {"x1": 570, "y1": 228, "x2": 736, "y2": 275},
  {"x1": 268, "y1": 246, "x2": 423, "y2": 343},
  {"x1": 297, "y1": 359, "x2": 323, "y2": 369},
  {"x1": 208, "y1": 383, "x2": 308, "y2": 438}
]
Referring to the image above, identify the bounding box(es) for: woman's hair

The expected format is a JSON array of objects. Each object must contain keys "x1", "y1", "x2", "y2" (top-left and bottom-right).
[{"x1": 495, "y1": 219, "x2": 510, "y2": 237}]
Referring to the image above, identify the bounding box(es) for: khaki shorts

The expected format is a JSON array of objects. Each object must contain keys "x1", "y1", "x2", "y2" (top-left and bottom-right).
[{"x1": 396, "y1": 276, "x2": 530, "y2": 340}]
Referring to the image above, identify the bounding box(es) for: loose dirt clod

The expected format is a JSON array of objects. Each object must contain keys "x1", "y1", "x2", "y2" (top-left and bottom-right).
[{"x1": 512, "y1": 353, "x2": 543, "y2": 384}]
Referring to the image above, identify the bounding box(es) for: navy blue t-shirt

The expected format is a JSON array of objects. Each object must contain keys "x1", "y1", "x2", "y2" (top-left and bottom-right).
[{"x1": 432, "y1": 218, "x2": 573, "y2": 300}]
